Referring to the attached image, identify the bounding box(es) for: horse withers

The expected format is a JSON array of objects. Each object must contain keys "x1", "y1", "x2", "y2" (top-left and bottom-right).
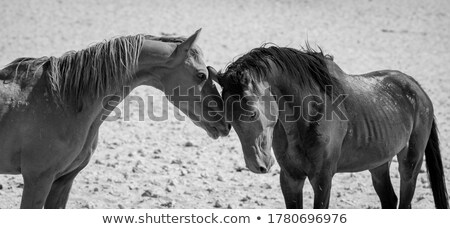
[
  {"x1": 212, "y1": 44, "x2": 449, "y2": 209},
  {"x1": 0, "y1": 29, "x2": 230, "y2": 208}
]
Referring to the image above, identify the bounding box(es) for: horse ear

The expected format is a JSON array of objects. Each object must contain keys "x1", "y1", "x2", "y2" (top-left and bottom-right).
[
  {"x1": 166, "y1": 29, "x2": 202, "y2": 67},
  {"x1": 208, "y1": 66, "x2": 226, "y2": 88},
  {"x1": 207, "y1": 66, "x2": 221, "y2": 85}
]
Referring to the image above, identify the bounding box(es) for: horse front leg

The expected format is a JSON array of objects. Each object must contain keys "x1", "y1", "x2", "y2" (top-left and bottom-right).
[
  {"x1": 44, "y1": 164, "x2": 86, "y2": 209},
  {"x1": 20, "y1": 171, "x2": 55, "y2": 209},
  {"x1": 45, "y1": 132, "x2": 98, "y2": 208},
  {"x1": 309, "y1": 170, "x2": 334, "y2": 209},
  {"x1": 280, "y1": 169, "x2": 306, "y2": 209}
]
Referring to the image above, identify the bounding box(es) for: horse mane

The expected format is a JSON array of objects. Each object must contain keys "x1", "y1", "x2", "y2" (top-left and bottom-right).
[
  {"x1": 0, "y1": 57, "x2": 48, "y2": 82},
  {"x1": 1, "y1": 34, "x2": 191, "y2": 110},
  {"x1": 47, "y1": 34, "x2": 145, "y2": 109},
  {"x1": 222, "y1": 43, "x2": 341, "y2": 97}
]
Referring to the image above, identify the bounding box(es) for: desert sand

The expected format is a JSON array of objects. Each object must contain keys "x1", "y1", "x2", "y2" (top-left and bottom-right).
[{"x1": 0, "y1": 0, "x2": 449, "y2": 208}]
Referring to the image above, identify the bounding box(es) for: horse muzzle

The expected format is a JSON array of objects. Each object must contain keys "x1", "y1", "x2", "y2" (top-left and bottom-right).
[{"x1": 245, "y1": 146, "x2": 275, "y2": 174}]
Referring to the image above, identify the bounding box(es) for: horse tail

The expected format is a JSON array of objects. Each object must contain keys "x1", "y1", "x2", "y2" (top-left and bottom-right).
[{"x1": 425, "y1": 118, "x2": 449, "y2": 209}]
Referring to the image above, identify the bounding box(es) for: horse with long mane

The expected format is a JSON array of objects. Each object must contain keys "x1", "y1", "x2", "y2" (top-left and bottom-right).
[
  {"x1": 211, "y1": 44, "x2": 449, "y2": 208},
  {"x1": 0, "y1": 29, "x2": 230, "y2": 208}
]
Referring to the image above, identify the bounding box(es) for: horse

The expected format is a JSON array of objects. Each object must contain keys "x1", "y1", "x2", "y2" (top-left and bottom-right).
[
  {"x1": 210, "y1": 44, "x2": 449, "y2": 209},
  {"x1": 0, "y1": 29, "x2": 231, "y2": 208}
]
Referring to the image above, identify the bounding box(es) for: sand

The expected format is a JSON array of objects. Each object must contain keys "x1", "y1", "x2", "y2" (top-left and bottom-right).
[{"x1": 0, "y1": 0, "x2": 449, "y2": 208}]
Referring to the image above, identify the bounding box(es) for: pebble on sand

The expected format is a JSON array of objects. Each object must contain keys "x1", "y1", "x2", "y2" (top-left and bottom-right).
[
  {"x1": 213, "y1": 200, "x2": 222, "y2": 208},
  {"x1": 235, "y1": 166, "x2": 247, "y2": 172},
  {"x1": 184, "y1": 141, "x2": 194, "y2": 147},
  {"x1": 153, "y1": 149, "x2": 161, "y2": 154},
  {"x1": 161, "y1": 201, "x2": 174, "y2": 208},
  {"x1": 240, "y1": 195, "x2": 251, "y2": 202},
  {"x1": 260, "y1": 183, "x2": 272, "y2": 189},
  {"x1": 171, "y1": 159, "x2": 183, "y2": 165},
  {"x1": 141, "y1": 190, "x2": 158, "y2": 198}
]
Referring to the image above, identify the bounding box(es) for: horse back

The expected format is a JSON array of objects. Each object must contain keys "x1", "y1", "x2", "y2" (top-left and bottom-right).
[{"x1": 336, "y1": 70, "x2": 433, "y2": 172}]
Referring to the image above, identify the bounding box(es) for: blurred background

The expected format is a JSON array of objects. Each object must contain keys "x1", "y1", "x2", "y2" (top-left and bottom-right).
[{"x1": 0, "y1": 0, "x2": 449, "y2": 208}]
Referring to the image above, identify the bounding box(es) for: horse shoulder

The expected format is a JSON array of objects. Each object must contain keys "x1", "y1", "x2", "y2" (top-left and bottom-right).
[
  {"x1": 273, "y1": 120, "x2": 313, "y2": 177},
  {"x1": 272, "y1": 121, "x2": 288, "y2": 158}
]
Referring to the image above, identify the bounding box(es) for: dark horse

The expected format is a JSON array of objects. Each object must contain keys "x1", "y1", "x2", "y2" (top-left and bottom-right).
[
  {"x1": 0, "y1": 30, "x2": 230, "y2": 208},
  {"x1": 211, "y1": 44, "x2": 449, "y2": 208}
]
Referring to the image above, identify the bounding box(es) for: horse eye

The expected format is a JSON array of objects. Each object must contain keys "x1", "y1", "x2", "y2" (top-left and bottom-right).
[
  {"x1": 197, "y1": 73, "x2": 207, "y2": 81},
  {"x1": 250, "y1": 110, "x2": 258, "y2": 120}
]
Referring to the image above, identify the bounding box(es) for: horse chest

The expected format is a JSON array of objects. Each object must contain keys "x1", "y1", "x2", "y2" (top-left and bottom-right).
[
  {"x1": 55, "y1": 129, "x2": 99, "y2": 177},
  {"x1": 273, "y1": 122, "x2": 314, "y2": 177},
  {"x1": 279, "y1": 151, "x2": 311, "y2": 178},
  {"x1": 273, "y1": 138, "x2": 311, "y2": 178}
]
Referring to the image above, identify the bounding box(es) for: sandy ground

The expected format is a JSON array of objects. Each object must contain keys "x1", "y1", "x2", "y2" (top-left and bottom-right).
[{"x1": 0, "y1": 0, "x2": 449, "y2": 209}]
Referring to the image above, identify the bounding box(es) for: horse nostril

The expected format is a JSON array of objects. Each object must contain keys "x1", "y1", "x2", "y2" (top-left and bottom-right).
[
  {"x1": 259, "y1": 166, "x2": 267, "y2": 173},
  {"x1": 227, "y1": 123, "x2": 231, "y2": 130}
]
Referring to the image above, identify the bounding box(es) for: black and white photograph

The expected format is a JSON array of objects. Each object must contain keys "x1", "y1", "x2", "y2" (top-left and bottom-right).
[{"x1": 0, "y1": 0, "x2": 449, "y2": 216}]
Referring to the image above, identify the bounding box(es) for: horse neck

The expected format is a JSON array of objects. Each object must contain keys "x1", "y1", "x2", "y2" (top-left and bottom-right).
[
  {"x1": 137, "y1": 40, "x2": 177, "y2": 69},
  {"x1": 79, "y1": 40, "x2": 184, "y2": 125},
  {"x1": 325, "y1": 59, "x2": 347, "y2": 77},
  {"x1": 89, "y1": 39, "x2": 177, "y2": 98},
  {"x1": 268, "y1": 72, "x2": 325, "y2": 146},
  {"x1": 131, "y1": 40, "x2": 180, "y2": 91},
  {"x1": 72, "y1": 64, "x2": 167, "y2": 129},
  {"x1": 68, "y1": 79, "x2": 130, "y2": 126},
  {"x1": 47, "y1": 37, "x2": 180, "y2": 128}
]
